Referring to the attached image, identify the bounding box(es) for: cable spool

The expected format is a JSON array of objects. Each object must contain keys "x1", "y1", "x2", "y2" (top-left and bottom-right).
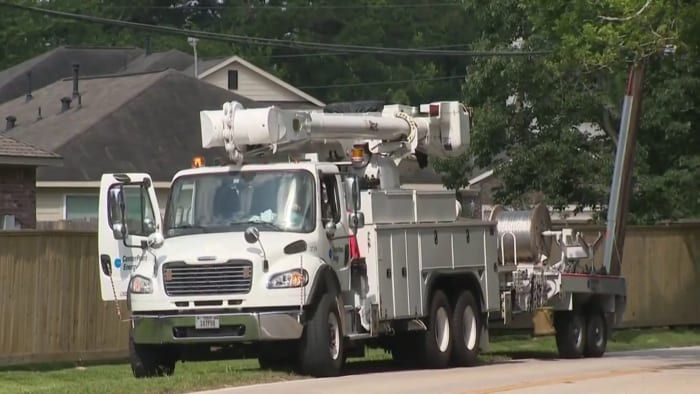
[{"x1": 489, "y1": 203, "x2": 552, "y2": 264}]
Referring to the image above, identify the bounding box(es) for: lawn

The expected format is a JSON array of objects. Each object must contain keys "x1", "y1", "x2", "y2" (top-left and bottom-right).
[{"x1": 1, "y1": 327, "x2": 699, "y2": 394}]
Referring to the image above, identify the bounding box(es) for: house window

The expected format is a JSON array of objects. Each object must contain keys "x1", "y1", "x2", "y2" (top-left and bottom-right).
[
  {"x1": 228, "y1": 70, "x2": 238, "y2": 90},
  {"x1": 65, "y1": 195, "x2": 99, "y2": 220}
]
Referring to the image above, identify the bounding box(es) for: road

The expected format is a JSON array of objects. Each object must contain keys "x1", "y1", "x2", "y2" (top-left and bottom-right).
[{"x1": 192, "y1": 346, "x2": 700, "y2": 394}]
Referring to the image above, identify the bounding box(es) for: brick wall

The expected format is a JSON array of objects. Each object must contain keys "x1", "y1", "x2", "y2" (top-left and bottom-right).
[{"x1": 0, "y1": 166, "x2": 37, "y2": 229}]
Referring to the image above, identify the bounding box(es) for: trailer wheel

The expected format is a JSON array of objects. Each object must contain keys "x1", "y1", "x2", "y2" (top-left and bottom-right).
[
  {"x1": 554, "y1": 311, "x2": 586, "y2": 359},
  {"x1": 129, "y1": 332, "x2": 177, "y2": 378},
  {"x1": 419, "y1": 289, "x2": 453, "y2": 369},
  {"x1": 298, "y1": 291, "x2": 344, "y2": 377},
  {"x1": 451, "y1": 291, "x2": 481, "y2": 367},
  {"x1": 584, "y1": 311, "x2": 607, "y2": 358}
]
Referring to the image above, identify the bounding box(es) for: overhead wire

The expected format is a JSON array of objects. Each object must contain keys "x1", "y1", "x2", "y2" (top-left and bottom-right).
[
  {"x1": 93, "y1": 2, "x2": 468, "y2": 11},
  {"x1": 0, "y1": 1, "x2": 551, "y2": 58},
  {"x1": 298, "y1": 75, "x2": 466, "y2": 89}
]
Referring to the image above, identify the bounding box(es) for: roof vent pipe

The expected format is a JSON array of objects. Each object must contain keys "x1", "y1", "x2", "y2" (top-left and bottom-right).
[
  {"x1": 25, "y1": 71, "x2": 33, "y2": 102},
  {"x1": 37, "y1": 107, "x2": 43, "y2": 121},
  {"x1": 72, "y1": 63, "x2": 80, "y2": 99},
  {"x1": 5, "y1": 116, "x2": 16, "y2": 131},
  {"x1": 61, "y1": 97, "x2": 72, "y2": 112}
]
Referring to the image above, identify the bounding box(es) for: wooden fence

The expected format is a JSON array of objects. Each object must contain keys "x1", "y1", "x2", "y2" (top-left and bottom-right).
[
  {"x1": 0, "y1": 231, "x2": 128, "y2": 366},
  {"x1": 1, "y1": 225, "x2": 699, "y2": 366}
]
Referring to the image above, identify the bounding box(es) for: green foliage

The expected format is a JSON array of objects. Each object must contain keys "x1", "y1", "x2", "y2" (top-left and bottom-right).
[
  {"x1": 1, "y1": 0, "x2": 698, "y2": 223},
  {"x1": 444, "y1": 0, "x2": 700, "y2": 222}
]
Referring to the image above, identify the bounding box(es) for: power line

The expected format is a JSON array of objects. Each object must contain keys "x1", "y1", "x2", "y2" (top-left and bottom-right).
[
  {"x1": 0, "y1": 1, "x2": 551, "y2": 58},
  {"x1": 298, "y1": 75, "x2": 466, "y2": 89},
  {"x1": 268, "y1": 43, "x2": 476, "y2": 58},
  {"x1": 96, "y1": 2, "x2": 467, "y2": 10}
]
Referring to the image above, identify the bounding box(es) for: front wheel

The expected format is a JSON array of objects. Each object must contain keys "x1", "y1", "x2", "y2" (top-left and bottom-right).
[
  {"x1": 129, "y1": 333, "x2": 178, "y2": 378},
  {"x1": 298, "y1": 292, "x2": 344, "y2": 377},
  {"x1": 451, "y1": 291, "x2": 481, "y2": 367}
]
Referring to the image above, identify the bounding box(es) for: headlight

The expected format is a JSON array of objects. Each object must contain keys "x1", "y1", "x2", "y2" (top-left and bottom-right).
[
  {"x1": 267, "y1": 269, "x2": 308, "y2": 289},
  {"x1": 129, "y1": 275, "x2": 153, "y2": 294}
]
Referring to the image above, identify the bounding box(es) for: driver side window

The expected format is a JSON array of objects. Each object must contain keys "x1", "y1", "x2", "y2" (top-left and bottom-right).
[
  {"x1": 108, "y1": 184, "x2": 156, "y2": 236},
  {"x1": 320, "y1": 174, "x2": 340, "y2": 225}
]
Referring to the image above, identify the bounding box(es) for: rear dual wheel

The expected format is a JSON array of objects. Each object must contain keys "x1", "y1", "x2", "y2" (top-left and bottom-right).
[
  {"x1": 418, "y1": 290, "x2": 453, "y2": 369},
  {"x1": 555, "y1": 309, "x2": 608, "y2": 359},
  {"x1": 391, "y1": 290, "x2": 481, "y2": 369},
  {"x1": 451, "y1": 291, "x2": 481, "y2": 367}
]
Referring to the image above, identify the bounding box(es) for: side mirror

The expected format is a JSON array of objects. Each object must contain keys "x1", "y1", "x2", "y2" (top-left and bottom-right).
[
  {"x1": 147, "y1": 232, "x2": 164, "y2": 249},
  {"x1": 244, "y1": 226, "x2": 260, "y2": 244},
  {"x1": 349, "y1": 212, "x2": 365, "y2": 229},
  {"x1": 325, "y1": 221, "x2": 337, "y2": 238},
  {"x1": 352, "y1": 180, "x2": 361, "y2": 211}
]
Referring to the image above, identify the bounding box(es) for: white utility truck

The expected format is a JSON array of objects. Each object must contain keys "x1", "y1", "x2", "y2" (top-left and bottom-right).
[{"x1": 97, "y1": 100, "x2": 626, "y2": 378}]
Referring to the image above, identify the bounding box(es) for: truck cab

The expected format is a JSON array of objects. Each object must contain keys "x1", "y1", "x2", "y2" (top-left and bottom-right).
[{"x1": 98, "y1": 161, "x2": 362, "y2": 377}]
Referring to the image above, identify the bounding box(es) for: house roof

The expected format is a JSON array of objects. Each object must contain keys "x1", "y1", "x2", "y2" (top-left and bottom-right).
[
  {"x1": 0, "y1": 135, "x2": 62, "y2": 166},
  {"x1": 183, "y1": 57, "x2": 229, "y2": 77},
  {"x1": 468, "y1": 169, "x2": 495, "y2": 186},
  {"x1": 0, "y1": 46, "x2": 143, "y2": 104},
  {"x1": 122, "y1": 49, "x2": 194, "y2": 74},
  {"x1": 197, "y1": 55, "x2": 325, "y2": 107},
  {"x1": 1, "y1": 69, "x2": 258, "y2": 182}
]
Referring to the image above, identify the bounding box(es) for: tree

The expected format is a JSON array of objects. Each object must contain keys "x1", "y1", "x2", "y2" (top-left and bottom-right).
[{"x1": 437, "y1": 0, "x2": 700, "y2": 223}]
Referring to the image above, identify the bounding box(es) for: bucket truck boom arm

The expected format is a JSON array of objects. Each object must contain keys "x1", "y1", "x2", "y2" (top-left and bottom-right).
[{"x1": 200, "y1": 101, "x2": 471, "y2": 165}]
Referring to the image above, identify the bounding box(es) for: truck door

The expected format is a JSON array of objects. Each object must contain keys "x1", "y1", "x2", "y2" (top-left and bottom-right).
[
  {"x1": 97, "y1": 173, "x2": 161, "y2": 301},
  {"x1": 319, "y1": 173, "x2": 351, "y2": 273}
]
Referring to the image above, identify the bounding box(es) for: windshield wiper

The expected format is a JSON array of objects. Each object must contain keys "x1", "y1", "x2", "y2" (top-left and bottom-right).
[
  {"x1": 230, "y1": 220, "x2": 283, "y2": 231},
  {"x1": 169, "y1": 224, "x2": 207, "y2": 233}
]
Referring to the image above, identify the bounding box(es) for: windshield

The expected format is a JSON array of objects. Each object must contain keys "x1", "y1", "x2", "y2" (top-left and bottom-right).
[{"x1": 164, "y1": 170, "x2": 315, "y2": 237}]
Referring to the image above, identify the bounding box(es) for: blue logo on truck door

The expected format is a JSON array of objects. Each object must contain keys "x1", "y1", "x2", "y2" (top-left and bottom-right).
[{"x1": 114, "y1": 258, "x2": 122, "y2": 269}]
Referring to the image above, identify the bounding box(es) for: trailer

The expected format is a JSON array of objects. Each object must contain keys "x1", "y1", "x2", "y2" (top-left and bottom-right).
[{"x1": 96, "y1": 100, "x2": 626, "y2": 377}]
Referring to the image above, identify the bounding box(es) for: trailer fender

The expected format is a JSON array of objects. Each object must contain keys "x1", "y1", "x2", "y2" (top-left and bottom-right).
[{"x1": 423, "y1": 269, "x2": 486, "y2": 314}]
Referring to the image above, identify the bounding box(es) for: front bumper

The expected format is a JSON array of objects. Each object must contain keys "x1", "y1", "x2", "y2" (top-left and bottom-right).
[{"x1": 132, "y1": 311, "x2": 304, "y2": 344}]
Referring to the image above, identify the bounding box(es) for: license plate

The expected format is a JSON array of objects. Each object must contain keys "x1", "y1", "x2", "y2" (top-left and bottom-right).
[{"x1": 195, "y1": 315, "x2": 220, "y2": 330}]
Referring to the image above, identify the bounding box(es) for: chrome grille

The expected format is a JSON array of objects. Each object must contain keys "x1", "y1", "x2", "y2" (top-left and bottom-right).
[{"x1": 163, "y1": 260, "x2": 252, "y2": 296}]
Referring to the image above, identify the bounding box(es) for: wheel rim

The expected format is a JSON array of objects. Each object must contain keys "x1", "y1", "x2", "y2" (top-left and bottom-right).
[
  {"x1": 573, "y1": 316, "x2": 584, "y2": 349},
  {"x1": 463, "y1": 305, "x2": 478, "y2": 350},
  {"x1": 328, "y1": 312, "x2": 340, "y2": 360},
  {"x1": 435, "y1": 306, "x2": 450, "y2": 353},
  {"x1": 591, "y1": 315, "x2": 604, "y2": 348}
]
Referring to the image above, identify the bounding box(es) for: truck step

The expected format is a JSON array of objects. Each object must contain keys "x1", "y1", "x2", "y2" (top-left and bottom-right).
[{"x1": 345, "y1": 333, "x2": 373, "y2": 341}]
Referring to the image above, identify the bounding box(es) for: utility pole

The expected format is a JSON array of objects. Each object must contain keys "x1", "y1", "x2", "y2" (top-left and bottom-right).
[{"x1": 603, "y1": 61, "x2": 645, "y2": 276}]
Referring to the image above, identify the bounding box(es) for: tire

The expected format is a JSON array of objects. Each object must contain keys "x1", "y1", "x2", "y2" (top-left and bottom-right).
[
  {"x1": 129, "y1": 332, "x2": 177, "y2": 378},
  {"x1": 451, "y1": 291, "x2": 481, "y2": 367},
  {"x1": 554, "y1": 311, "x2": 586, "y2": 359},
  {"x1": 258, "y1": 342, "x2": 298, "y2": 371},
  {"x1": 584, "y1": 310, "x2": 608, "y2": 358},
  {"x1": 418, "y1": 290, "x2": 453, "y2": 369},
  {"x1": 298, "y1": 292, "x2": 344, "y2": 377}
]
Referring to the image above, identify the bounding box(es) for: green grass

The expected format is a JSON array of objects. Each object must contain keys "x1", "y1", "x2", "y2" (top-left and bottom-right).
[
  {"x1": 486, "y1": 327, "x2": 700, "y2": 359},
  {"x1": 2, "y1": 328, "x2": 699, "y2": 394}
]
